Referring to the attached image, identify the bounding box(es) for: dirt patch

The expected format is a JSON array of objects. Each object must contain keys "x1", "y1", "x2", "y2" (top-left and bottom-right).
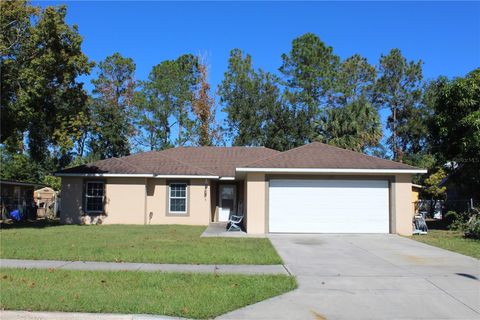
[{"x1": 311, "y1": 310, "x2": 327, "y2": 319}]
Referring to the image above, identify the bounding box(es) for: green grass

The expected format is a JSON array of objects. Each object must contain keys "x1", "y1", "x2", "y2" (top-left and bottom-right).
[
  {"x1": 0, "y1": 268, "x2": 296, "y2": 319},
  {"x1": 411, "y1": 229, "x2": 480, "y2": 259},
  {"x1": 0, "y1": 224, "x2": 282, "y2": 264}
]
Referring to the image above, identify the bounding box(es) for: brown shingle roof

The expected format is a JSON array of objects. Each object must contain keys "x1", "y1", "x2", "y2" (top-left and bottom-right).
[
  {"x1": 159, "y1": 146, "x2": 280, "y2": 177},
  {"x1": 57, "y1": 146, "x2": 279, "y2": 177},
  {"x1": 242, "y1": 142, "x2": 420, "y2": 170},
  {"x1": 57, "y1": 143, "x2": 421, "y2": 177}
]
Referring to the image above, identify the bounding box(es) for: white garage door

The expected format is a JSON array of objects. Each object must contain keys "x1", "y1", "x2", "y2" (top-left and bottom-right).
[{"x1": 269, "y1": 179, "x2": 390, "y2": 233}]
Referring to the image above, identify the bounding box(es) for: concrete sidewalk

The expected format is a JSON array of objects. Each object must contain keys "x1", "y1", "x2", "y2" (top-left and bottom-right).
[
  {"x1": 0, "y1": 258, "x2": 289, "y2": 275},
  {"x1": 219, "y1": 234, "x2": 480, "y2": 320},
  {"x1": 0, "y1": 310, "x2": 186, "y2": 320}
]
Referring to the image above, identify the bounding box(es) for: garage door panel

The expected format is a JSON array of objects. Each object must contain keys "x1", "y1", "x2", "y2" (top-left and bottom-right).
[{"x1": 269, "y1": 179, "x2": 389, "y2": 233}]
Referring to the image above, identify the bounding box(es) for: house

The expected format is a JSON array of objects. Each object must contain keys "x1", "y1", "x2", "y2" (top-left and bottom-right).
[{"x1": 56, "y1": 142, "x2": 426, "y2": 235}]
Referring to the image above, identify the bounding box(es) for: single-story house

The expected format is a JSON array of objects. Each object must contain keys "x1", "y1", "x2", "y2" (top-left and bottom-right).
[{"x1": 56, "y1": 142, "x2": 426, "y2": 235}]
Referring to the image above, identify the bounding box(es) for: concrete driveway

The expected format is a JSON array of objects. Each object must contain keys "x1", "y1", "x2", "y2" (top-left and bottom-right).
[{"x1": 219, "y1": 234, "x2": 480, "y2": 320}]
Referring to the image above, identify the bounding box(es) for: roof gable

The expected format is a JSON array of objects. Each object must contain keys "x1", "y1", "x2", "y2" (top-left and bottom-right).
[{"x1": 242, "y1": 142, "x2": 421, "y2": 170}]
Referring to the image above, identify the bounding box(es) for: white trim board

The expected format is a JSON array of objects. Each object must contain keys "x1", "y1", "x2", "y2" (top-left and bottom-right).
[
  {"x1": 56, "y1": 173, "x2": 219, "y2": 179},
  {"x1": 236, "y1": 168, "x2": 427, "y2": 174}
]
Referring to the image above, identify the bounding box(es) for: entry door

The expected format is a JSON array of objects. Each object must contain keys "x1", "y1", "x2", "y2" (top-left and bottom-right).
[
  {"x1": 269, "y1": 179, "x2": 390, "y2": 233},
  {"x1": 219, "y1": 185, "x2": 236, "y2": 222}
]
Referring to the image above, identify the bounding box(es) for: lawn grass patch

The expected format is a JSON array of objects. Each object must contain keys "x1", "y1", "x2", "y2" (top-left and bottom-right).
[
  {"x1": 0, "y1": 268, "x2": 296, "y2": 319},
  {"x1": 412, "y1": 229, "x2": 480, "y2": 259},
  {"x1": 0, "y1": 224, "x2": 282, "y2": 264}
]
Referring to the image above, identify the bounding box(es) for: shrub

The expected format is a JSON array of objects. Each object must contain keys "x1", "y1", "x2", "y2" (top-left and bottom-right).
[{"x1": 464, "y1": 209, "x2": 480, "y2": 239}]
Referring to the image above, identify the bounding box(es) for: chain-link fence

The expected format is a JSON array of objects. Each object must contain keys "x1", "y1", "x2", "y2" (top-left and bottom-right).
[{"x1": 414, "y1": 198, "x2": 478, "y2": 219}]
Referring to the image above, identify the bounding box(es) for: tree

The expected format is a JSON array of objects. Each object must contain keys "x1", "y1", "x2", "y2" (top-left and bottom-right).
[
  {"x1": 374, "y1": 49, "x2": 425, "y2": 162},
  {"x1": 173, "y1": 54, "x2": 200, "y2": 146},
  {"x1": 0, "y1": 147, "x2": 43, "y2": 183},
  {"x1": 0, "y1": 2, "x2": 93, "y2": 162},
  {"x1": 335, "y1": 54, "x2": 376, "y2": 106},
  {"x1": 219, "y1": 49, "x2": 264, "y2": 146},
  {"x1": 279, "y1": 33, "x2": 340, "y2": 142},
  {"x1": 90, "y1": 53, "x2": 136, "y2": 158},
  {"x1": 317, "y1": 99, "x2": 382, "y2": 152},
  {"x1": 428, "y1": 68, "x2": 480, "y2": 197},
  {"x1": 133, "y1": 54, "x2": 200, "y2": 150},
  {"x1": 0, "y1": 0, "x2": 38, "y2": 151},
  {"x1": 191, "y1": 59, "x2": 218, "y2": 146},
  {"x1": 219, "y1": 49, "x2": 295, "y2": 150},
  {"x1": 255, "y1": 70, "x2": 297, "y2": 151}
]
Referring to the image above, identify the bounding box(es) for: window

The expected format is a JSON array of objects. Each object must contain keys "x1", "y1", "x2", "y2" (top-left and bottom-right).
[
  {"x1": 169, "y1": 183, "x2": 187, "y2": 214},
  {"x1": 85, "y1": 182, "x2": 104, "y2": 213}
]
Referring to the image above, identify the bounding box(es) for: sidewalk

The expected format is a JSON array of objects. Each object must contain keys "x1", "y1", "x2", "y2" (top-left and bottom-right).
[
  {"x1": 0, "y1": 259, "x2": 289, "y2": 275},
  {"x1": 0, "y1": 310, "x2": 186, "y2": 320}
]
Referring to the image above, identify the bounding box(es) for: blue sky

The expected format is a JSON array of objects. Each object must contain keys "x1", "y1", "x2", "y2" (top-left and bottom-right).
[{"x1": 36, "y1": 1, "x2": 480, "y2": 147}]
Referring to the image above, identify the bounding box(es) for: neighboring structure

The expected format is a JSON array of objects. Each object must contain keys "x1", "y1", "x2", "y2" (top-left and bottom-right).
[
  {"x1": 56, "y1": 142, "x2": 426, "y2": 235},
  {"x1": 412, "y1": 184, "x2": 423, "y2": 214},
  {"x1": 0, "y1": 180, "x2": 42, "y2": 220},
  {"x1": 34, "y1": 186, "x2": 58, "y2": 218}
]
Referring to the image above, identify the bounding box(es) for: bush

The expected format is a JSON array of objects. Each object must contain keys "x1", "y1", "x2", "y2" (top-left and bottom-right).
[
  {"x1": 464, "y1": 210, "x2": 480, "y2": 239},
  {"x1": 444, "y1": 211, "x2": 465, "y2": 230}
]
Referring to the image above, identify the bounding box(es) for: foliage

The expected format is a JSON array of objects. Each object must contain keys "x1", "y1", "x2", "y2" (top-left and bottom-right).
[
  {"x1": 0, "y1": 2, "x2": 93, "y2": 162},
  {"x1": 464, "y1": 210, "x2": 480, "y2": 239},
  {"x1": 219, "y1": 49, "x2": 295, "y2": 151},
  {"x1": 42, "y1": 175, "x2": 61, "y2": 191},
  {"x1": 423, "y1": 169, "x2": 447, "y2": 199},
  {"x1": 89, "y1": 53, "x2": 136, "y2": 158},
  {"x1": 375, "y1": 49, "x2": 426, "y2": 161},
  {"x1": 335, "y1": 54, "x2": 376, "y2": 105},
  {"x1": 0, "y1": 148, "x2": 44, "y2": 183},
  {"x1": 219, "y1": 49, "x2": 264, "y2": 146},
  {"x1": 279, "y1": 33, "x2": 340, "y2": 143},
  {"x1": 444, "y1": 211, "x2": 466, "y2": 231},
  {"x1": 428, "y1": 69, "x2": 480, "y2": 198},
  {"x1": 191, "y1": 59, "x2": 219, "y2": 146},
  {"x1": 317, "y1": 99, "x2": 382, "y2": 152},
  {"x1": 134, "y1": 54, "x2": 201, "y2": 150}
]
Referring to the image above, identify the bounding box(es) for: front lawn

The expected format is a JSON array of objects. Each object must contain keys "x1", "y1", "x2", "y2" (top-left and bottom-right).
[
  {"x1": 0, "y1": 224, "x2": 282, "y2": 264},
  {"x1": 0, "y1": 268, "x2": 296, "y2": 319},
  {"x1": 412, "y1": 229, "x2": 480, "y2": 259}
]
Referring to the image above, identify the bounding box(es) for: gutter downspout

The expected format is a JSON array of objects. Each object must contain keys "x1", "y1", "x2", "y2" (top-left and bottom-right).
[{"x1": 144, "y1": 178, "x2": 148, "y2": 225}]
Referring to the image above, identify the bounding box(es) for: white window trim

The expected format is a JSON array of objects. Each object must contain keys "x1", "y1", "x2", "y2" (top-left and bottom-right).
[
  {"x1": 85, "y1": 181, "x2": 104, "y2": 214},
  {"x1": 168, "y1": 182, "x2": 188, "y2": 214}
]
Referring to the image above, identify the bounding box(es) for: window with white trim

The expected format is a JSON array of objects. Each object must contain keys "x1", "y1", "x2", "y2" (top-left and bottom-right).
[
  {"x1": 85, "y1": 181, "x2": 104, "y2": 213},
  {"x1": 169, "y1": 183, "x2": 187, "y2": 214}
]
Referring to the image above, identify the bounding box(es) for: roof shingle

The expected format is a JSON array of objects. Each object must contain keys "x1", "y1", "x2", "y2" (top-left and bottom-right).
[
  {"x1": 57, "y1": 143, "x2": 421, "y2": 177},
  {"x1": 242, "y1": 142, "x2": 420, "y2": 170},
  {"x1": 57, "y1": 146, "x2": 279, "y2": 177}
]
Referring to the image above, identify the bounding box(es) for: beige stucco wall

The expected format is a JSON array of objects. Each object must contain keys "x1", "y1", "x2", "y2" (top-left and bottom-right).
[
  {"x1": 60, "y1": 177, "x2": 211, "y2": 225},
  {"x1": 60, "y1": 177, "x2": 84, "y2": 224},
  {"x1": 103, "y1": 177, "x2": 146, "y2": 224},
  {"x1": 146, "y1": 178, "x2": 210, "y2": 225},
  {"x1": 243, "y1": 173, "x2": 414, "y2": 235},
  {"x1": 245, "y1": 173, "x2": 267, "y2": 234},
  {"x1": 392, "y1": 174, "x2": 414, "y2": 236}
]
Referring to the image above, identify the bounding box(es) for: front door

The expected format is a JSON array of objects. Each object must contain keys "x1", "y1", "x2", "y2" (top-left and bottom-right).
[{"x1": 219, "y1": 185, "x2": 236, "y2": 222}]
